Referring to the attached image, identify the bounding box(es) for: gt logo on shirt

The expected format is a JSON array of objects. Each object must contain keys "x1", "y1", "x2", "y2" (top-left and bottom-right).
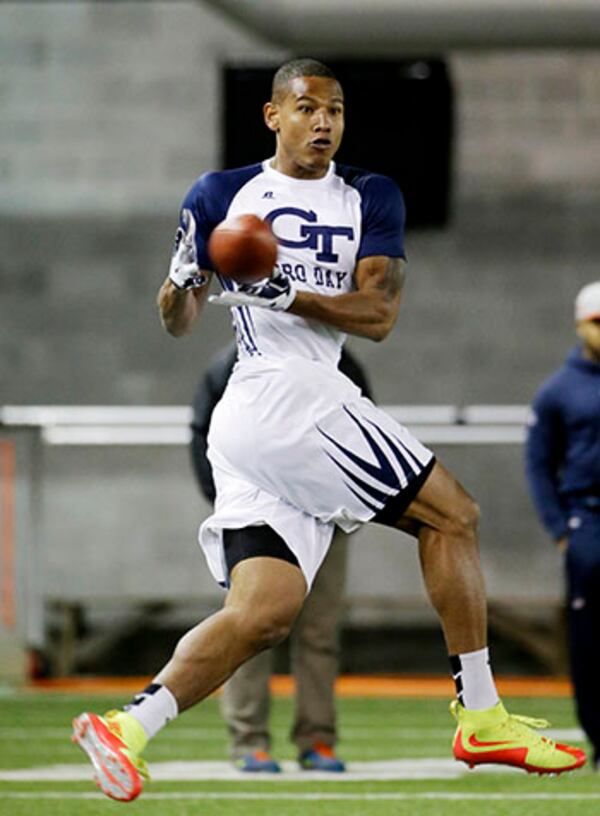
[{"x1": 265, "y1": 207, "x2": 354, "y2": 263}]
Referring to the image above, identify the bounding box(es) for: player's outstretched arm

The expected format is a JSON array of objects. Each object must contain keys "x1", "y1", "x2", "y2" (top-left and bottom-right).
[
  {"x1": 157, "y1": 207, "x2": 213, "y2": 337},
  {"x1": 157, "y1": 276, "x2": 213, "y2": 337},
  {"x1": 290, "y1": 256, "x2": 405, "y2": 342}
]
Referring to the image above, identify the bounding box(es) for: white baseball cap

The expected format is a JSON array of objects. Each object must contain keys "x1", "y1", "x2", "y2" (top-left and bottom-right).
[{"x1": 575, "y1": 281, "x2": 600, "y2": 322}]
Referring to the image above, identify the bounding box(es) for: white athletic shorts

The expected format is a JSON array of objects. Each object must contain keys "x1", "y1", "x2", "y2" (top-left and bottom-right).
[{"x1": 198, "y1": 356, "x2": 434, "y2": 590}]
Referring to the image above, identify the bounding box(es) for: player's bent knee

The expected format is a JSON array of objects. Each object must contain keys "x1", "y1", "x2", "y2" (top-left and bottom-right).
[
  {"x1": 248, "y1": 620, "x2": 292, "y2": 651},
  {"x1": 463, "y1": 497, "x2": 481, "y2": 530},
  {"x1": 444, "y1": 496, "x2": 481, "y2": 540},
  {"x1": 238, "y1": 611, "x2": 295, "y2": 651}
]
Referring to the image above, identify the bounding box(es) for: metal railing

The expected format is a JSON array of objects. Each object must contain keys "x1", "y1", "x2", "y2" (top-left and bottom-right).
[{"x1": 0, "y1": 404, "x2": 531, "y2": 446}]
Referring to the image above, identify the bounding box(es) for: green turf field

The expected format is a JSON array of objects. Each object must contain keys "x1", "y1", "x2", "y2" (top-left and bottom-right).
[{"x1": 0, "y1": 691, "x2": 597, "y2": 815}]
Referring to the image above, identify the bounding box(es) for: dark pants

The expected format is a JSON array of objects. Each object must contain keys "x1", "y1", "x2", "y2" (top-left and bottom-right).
[{"x1": 565, "y1": 499, "x2": 600, "y2": 762}]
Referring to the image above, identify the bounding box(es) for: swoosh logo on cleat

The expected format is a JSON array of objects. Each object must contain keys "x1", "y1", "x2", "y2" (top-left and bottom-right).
[{"x1": 468, "y1": 734, "x2": 516, "y2": 749}]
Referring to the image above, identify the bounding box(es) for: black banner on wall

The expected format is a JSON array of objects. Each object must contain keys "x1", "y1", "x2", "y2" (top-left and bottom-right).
[{"x1": 222, "y1": 59, "x2": 454, "y2": 229}]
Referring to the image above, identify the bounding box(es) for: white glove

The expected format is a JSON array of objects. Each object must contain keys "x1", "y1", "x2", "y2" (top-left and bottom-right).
[
  {"x1": 209, "y1": 271, "x2": 296, "y2": 312},
  {"x1": 168, "y1": 209, "x2": 207, "y2": 290}
]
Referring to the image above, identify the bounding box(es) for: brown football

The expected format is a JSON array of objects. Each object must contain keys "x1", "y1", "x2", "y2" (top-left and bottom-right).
[{"x1": 208, "y1": 214, "x2": 278, "y2": 284}]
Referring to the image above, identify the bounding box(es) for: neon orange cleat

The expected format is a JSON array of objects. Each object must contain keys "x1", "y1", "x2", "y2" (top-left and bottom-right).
[
  {"x1": 71, "y1": 710, "x2": 149, "y2": 801},
  {"x1": 451, "y1": 700, "x2": 586, "y2": 775}
]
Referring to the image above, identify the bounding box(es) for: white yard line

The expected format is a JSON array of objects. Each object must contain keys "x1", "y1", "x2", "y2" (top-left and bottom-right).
[
  {"x1": 0, "y1": 727, "x2": 585, "y2": 741},
  {"x1": 2, "y1": 792, "x2": 600, "y2": 801},
  {"x1": 0, "y1": 758, "x2": 529, "y2": 782}
]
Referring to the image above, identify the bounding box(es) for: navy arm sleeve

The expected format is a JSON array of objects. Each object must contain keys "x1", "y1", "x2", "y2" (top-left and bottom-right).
[
  {"x1": 176, "y1": 174, "x2": 223, "y2": 271},
  {"x1": 524, "y1": 387, "x2": 568, "y2": 541},
  {"x1": 174, "y1": 165, "x2": 264, "y2": 272},
  {"x1": 356, "y1": 174, "x2": 406, "y2": 261}
]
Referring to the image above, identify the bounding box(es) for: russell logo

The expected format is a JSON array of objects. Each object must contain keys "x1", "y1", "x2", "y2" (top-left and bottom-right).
[{"x1": 265, "y1": 207, "x2": 354, "y2": 263}]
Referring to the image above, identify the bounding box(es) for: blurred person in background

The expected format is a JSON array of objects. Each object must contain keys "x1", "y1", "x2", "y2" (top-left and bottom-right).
[
  {"x1": 525, "y1": 281, "x2": 600, "y2": 771},
  {"x1": 72, "y1": 57, "x2": 586, "y2": 802},
  {"x1": 190, "y1": 342, "x2": 373, "y2": 772}
]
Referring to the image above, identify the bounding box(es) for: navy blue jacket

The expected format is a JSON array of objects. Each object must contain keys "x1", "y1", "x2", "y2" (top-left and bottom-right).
[{"x1": 525, "y1": 346, "x2": 600, "y2": 540}]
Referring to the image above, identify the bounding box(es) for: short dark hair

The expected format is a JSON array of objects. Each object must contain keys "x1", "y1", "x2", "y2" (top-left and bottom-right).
[{"x1": 271, "y1": 58, "x2": 339, "y2": 102}]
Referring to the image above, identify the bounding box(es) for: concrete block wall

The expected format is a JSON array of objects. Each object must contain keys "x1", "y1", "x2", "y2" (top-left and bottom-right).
[
  {"x1": 0, "y1": 1, "x2": 285, "y2": 215},
  {"x1": 1, "y1": 3, "x2": 600, "y2": 213},
  {"x1": 2, "y1": 2, "x2": 599, "y2": 629},
  {"x1": 1, "y1": 2, "x2": 598, "y2": 405},
  {"x1": 452, "y1": 51, "x2": 600, "y2": 195},
  {"x1": 2, "y1": 203, "x2": 595, "y2": 406}
]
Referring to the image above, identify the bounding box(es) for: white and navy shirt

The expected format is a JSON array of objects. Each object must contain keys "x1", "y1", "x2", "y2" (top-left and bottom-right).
[{"x1": 177, "y1": 159, "x2": 406, "y2": 366}]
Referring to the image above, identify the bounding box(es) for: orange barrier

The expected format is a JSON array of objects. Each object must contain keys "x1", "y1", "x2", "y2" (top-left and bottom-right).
[
  {"x1": 0, "y1": 440, "x2": 16, "y2": 630},
  {"x1": 276, "y1": 675, "x2": 573, "y2": 698},
  {"x1": 28, "y1": 674, "x2": 573, "y2": 698}
]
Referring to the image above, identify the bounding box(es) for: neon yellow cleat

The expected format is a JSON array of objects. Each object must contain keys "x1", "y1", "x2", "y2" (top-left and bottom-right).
[
  {"x1": 451, "y1": 700, "x2": 586, "y2": 775},
  {"x1": 72, "y1": 710, "x2": 150, "y2": 801}
]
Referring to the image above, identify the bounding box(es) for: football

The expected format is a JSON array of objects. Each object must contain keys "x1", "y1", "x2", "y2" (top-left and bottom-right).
[{"x1": 208, "y1": 214, "x2": 278, "y2": 284}]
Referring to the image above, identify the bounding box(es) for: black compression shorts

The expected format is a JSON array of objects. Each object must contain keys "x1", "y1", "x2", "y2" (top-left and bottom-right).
[{"x1": 223, "y1": 525, "x2": 300, "y2": 577}]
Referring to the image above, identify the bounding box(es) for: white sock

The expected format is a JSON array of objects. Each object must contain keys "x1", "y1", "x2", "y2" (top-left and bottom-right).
[
  {"x1": 449, "y1": 647, "x2": 499, "y2": 710},
  {"x1": 124, "y1": 683, "x2": 179, "y2": 740}
]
